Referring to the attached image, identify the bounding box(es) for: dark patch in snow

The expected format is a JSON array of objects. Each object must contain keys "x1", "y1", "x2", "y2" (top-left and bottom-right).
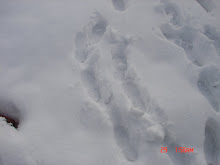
[
  {"x1": 0, "y1": 100, "x2": 21, "y2": 129},
  {"x1": 196, "y1": 0, "x2": 215, "y2": 12},
  {"x1": 204, "y1": 25, "x2": 220, "y2": 57},
  {"x1": 112, "y1": 0, "x2": 127, "y2": 11},
  {"x1": 161, "y1": 24, "x2": 219, "y2": 67},
  {"x1": 204, "y1": 118, "x2": 220, "y2": 165},
  {"x1": 197, "y1": 66, "x2": 220, "y2": 112}
]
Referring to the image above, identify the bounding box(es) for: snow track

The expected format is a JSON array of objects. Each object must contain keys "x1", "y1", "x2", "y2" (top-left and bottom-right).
[
  {"x1": 72, "y1": 0, "x2": 220, "y2": 164},
  {"x1": 204, "y1": 118, "x2": 220, "y2": 165},
  {"x1": 197, "y1": 66, "x2": 220, "y2": 112},
  {"x1": 196, "y1": 0, "x2": 215, "y2": 12},
  {"x1": 112, "y1": 0, "x2": 128, "y2": 11},
  {"x1": 74, "y1": 11, "x2": 176, "y2": 162},
  {"x1": 72, "y1": 3, "x2": 204, "y2": 163},
  {"x1": 1, "y1": 0, "x2": 220, "y2": 164},
  {"x1": 160, "y1": 0, "x2": 220, "y2": 67},
  {"x1": 159, "y1": 0, "x2": 220, "y2": 115},
  {"x1": 203, "y1": 25, "x2": 220, "y2": 57}
]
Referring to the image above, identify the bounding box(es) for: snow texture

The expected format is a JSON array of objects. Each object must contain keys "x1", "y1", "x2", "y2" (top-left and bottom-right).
[{"x1": 0, "y1": 0, "x2": 220, "y2": 165}]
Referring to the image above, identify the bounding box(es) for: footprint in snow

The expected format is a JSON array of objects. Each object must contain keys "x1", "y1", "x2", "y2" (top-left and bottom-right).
[
  {"x1": 74, "y1": 12, "x2": 108, "y2": 63},
  {"x1": 112, "y1": 0, "x2": 128, "y2": 11},
  {"x1": 197, "y1": 65, "x2": 220, "y2": 112},
  {"x1": 203, "y1": 25, "x2": 220, "y2": 57},
  {"x1": 196, "y1": 0, "x2": 215, "y2": 12},
  {"x1": 160, "y1": 24, "x2": 219, "y2": 66},
  {"x1": 204, "y1": 118, "x2": 220, "y2": 165}
]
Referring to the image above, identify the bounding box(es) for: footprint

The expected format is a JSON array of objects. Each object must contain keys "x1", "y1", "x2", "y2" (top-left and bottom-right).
[
  {"x1": 111, "y1": 44, "x2": 128, "y2": 80},
  {"x1": 107, "y1": 29, "x2": 147, "y2": 111},
  {"x1": 108, "y1": 100, "x2": 139, "y2": 161},
  {"x1": 197, "y1": 65, "x2": 220, "y2": 112},
  {"x1": 109, "y1": 96, "x2": 169, "y2": 161},
  {"x1": 74, "y1": 12, "x2": 107, "y2": 63},
  {"x1": 92, "y1": 16, "x2": 107, "y2": 38},
  {"x1": 162, "y1": 1, "x2": 183, "y2": 26},
  {"x1": 75, "y1": 16, "x2": 110, "y2": 103},
  {"x1": 196, "y1": 0, "x2": 215, "y2": 12},
  {"x1": 79, "y1": 102, "x2": 109, "y2": 134},
  {"x1": 113, "y1": 124, "x2": 138, "y2": 161},
  {"x1": 204, "y1": 118, "x2": 220, "y2": 165},
  {"x1": 106, "y1": 28, "x2": 132, "y2": 80},
  {"x1": 123, "y1": 80, "x2": 146, "y2": 111},
  {"x1": 161, "y1": 24, "x2": 218, "y2": 66},
  {"x1": 84, "y1": 12, "x2": 108, "y2": 45},
  {"x1": 204, "y1": 25, "x2": 220, "y2": 57},
  {"x1": 75, "y1": 32, "x2": 87, "y2": 49},
  {"x1": 112, "y1": 0, "x2": 128, "y2": 11},
  {"x1": 106, "y1": 29, "x2": 172, "y2": 161},
  {"x1": 81, "y1": 68, "x2": 100, "y2": 102},
  {"x1": 74, "y1": 32, "x2": 89, "y2": 63},
  {"x1": 99, "y1": 80, "x2": 113, "y2": 104},
  {"x1": 74, "y1": 18, "x2": 172, "y2": 163},
  {"x1": 81, "y1": 51, "x2": 113, "y2": 104}
]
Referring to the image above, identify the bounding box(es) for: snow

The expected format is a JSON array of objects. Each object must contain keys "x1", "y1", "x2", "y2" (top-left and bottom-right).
[{"x1": 0, "y1": 0, "x2": 220, "y2": 164}]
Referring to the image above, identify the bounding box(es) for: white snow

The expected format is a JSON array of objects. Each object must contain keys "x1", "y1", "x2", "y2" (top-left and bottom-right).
[{"x1": 0, "y1": 0, "x2": 220, "y2": 165}]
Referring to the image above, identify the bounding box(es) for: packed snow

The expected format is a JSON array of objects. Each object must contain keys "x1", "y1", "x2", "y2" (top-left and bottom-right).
[{"x1": 0, "y1": 0, "x2": 220, "y2": 165}]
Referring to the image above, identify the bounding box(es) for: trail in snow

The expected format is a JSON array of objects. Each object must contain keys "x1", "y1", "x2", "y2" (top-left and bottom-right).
[
  {"x1": 1, "y1": 0, "x2": 220, "y2": 164},
  {"x1": 112, "y1": 0, "x2": 128, "y2": 11},
  {"x1": 204, "y1": 118, "x2": 220, "y2": 165},
  {"x1": 74, "y1": 10, "x2": 173, "y2": 162},
  {"x1": 73, "y1": 2, "x2": 202, "y2": 164},
  {"x1": 196, "y1": 0, "x2": 215, "y2": 12},
  {"x1": 158, "y1": 1, "x2": 220, "y2": 164},
  {"x1": 197, "y1": 66, "x2": 220, "y2": 112},
  {"x1": 160, "y1": 1, "x2": 220, "y2": 67}
]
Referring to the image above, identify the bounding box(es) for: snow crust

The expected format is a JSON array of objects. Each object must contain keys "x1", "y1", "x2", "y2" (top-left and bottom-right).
[{"x1": 0, "y1": 0, "x2": 220, "y2": 164}]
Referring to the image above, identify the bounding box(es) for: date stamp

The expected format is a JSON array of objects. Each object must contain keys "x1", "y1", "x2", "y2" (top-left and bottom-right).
[{"x1": 161, "y1": 147, "x2": 194, "y2": 153}]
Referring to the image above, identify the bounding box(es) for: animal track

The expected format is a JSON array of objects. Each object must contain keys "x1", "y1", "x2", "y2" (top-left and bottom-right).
[
  {"x1": 204, "y1": 118, "x2": 220, "y2": 165},
  {"x1": 79, "y1": 102, "x2": 109, "y2": 135},
  {"x1": 98, "y1": 79, "x2": 113, "y2": 104},
  {"x1": 158, "y1": 0, "x2": 220, "y2": 67},
  {"x1": 81, "y1": 68, "x2": 101, "y2": 102},
  {"x1": 112, "y1": 0, "x2": 128, "y2": 11},
  {"x1": 84, "y1": 12, "x2": 108, "y2": 45},
  {"x1": 196, "y1": 0, "x2": 215, "y2": 12},
  {"x1": 106, "y1": 23, "x2": 198, "y2": 165},
  {"x1": 74, "y1": 12, "x2": 108, "y2": 63},
  {"x1": 108, "y1": 101, "x2": 139, "y2": 161},
  {"x1": 197, "y1": 65, "x2": 220, "y2": 112},
  {"x1": 161, "y1": 24, "x2": 219, "y2": 66},
  {"x1": 107, "y1": 29, "x2": 149, "y2": 112},
  {"x1": 74, "y1": 32, "x2": 89, "y2": 63},
  {"x1": 81, "y1": 51, "x2": 113, "y2": 103},
  {"x1": 74, "y1": 13, "x2": 173, "y2": 163},
  {"x1": 109, "y1": 101, "x2": 166, "y2": 161},
  {"x1": 162, "y1": 1, "x2": 183, "y2": 26},
  {"x1": 123, "y1": 80, "x2": 146, "y2": 111},
  {"x1": 107, "y1": 29, "x2": 131, "y2": 80},
  {"x1": 105, "y1": 28, "x2": 175, "y2": 162},
  {"x1": 74, "y1": 12, "x2": 112, "y2": 103},
  {"x1": 113, "y1": 124, "x2": 138, "y2": 161},
  {"x1": 111, "y1": 43, "x2": 128, "y2": 80},
  {"x1": 204, "y1": 25, "x2": 220, "y2": 57}
]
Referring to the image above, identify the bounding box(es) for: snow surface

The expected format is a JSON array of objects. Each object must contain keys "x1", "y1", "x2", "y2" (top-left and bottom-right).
[{"x1": 0, "y1": 0, "x2": 220, "y2": 165}]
